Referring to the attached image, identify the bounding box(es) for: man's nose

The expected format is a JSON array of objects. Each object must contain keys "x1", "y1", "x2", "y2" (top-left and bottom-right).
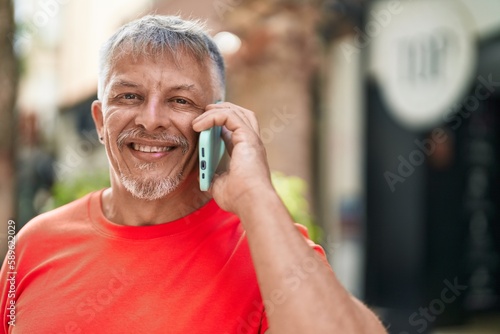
[{"x1": 134, "y1": 98, "x2": 171, "y2": 132}]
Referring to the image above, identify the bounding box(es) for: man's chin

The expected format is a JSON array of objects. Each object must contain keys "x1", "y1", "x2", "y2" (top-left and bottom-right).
[{"x1": 120, "y1": 175, "x2": 182, "y2": 201}]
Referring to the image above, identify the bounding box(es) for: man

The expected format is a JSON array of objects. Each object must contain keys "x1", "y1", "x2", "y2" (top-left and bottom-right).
[{"x1": 1, "y1": 15, "x2": 386, "y2": 333}]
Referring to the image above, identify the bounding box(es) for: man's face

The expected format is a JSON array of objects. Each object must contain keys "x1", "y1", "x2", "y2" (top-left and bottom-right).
[{"x1": 92, "y1": 51, "x2": 215, "y2": 200}]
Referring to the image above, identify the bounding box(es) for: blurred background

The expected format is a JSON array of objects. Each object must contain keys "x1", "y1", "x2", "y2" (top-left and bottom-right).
[{"x1": 0, "y1": 0, "x2": 499, "y2": 332}]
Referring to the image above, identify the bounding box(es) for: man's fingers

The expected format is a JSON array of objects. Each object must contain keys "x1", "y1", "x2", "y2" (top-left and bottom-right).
[
  {"x1": 229, "y1": 105, "x2": 260, "y2": 133},
  {"x1": 221, "y1": 126, "x2": 234, "y2": 154},
  {"x1": 193, "y1": 103, "x2": 259, "y2": 133}
]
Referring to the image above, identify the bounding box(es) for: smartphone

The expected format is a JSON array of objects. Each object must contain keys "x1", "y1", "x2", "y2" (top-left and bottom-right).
[{"x1": 198, "y1": 125, "x2": 225, "y2": 191}]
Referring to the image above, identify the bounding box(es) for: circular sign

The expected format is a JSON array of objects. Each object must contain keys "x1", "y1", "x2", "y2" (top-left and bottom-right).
[{"x1": 370, "y1": 0, "x2": 477, "y2": 130}]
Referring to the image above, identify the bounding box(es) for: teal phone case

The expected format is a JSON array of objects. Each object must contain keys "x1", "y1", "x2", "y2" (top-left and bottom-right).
[{"x1": 199, "y1": 126, "x2": 225, "y2": 191}]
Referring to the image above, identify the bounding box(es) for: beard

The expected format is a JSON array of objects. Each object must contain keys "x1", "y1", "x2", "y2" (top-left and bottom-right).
[
  {"x1": 120, "y1": 169, "x2": 184, "y2": 201},
  {"x1": 116, "y1": 127, "x2": 190, "y2": 201}
]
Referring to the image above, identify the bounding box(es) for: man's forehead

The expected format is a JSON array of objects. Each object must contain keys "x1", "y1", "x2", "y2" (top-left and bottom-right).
[
  {"x1": 105, "y1": 54, "x2": 209, "y2": 90},
  {"x1": 112, "y1": 45, "x2": 208, "y2": 70}
]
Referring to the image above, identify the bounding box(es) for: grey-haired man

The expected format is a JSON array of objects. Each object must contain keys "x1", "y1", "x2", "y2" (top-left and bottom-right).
[{"x1": 0, "y1": 15, "x2": 386, "y2": 333}]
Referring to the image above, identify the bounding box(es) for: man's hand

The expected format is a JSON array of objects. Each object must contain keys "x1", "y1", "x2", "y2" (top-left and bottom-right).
[{"x1": 192, "y1": 102, "x2": 274, "y2": 214}]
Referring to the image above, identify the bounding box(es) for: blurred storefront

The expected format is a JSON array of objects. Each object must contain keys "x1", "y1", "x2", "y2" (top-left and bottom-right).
[{"x1": 319, "y1": 0, "x2": 500, "y2": 332}]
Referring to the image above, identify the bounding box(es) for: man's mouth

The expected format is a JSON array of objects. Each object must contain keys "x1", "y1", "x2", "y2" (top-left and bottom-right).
[
  {"x1": 117, "y1": 128, "x2": 190, "y2": 154},
  {"x1": 130, "y1": 143, "x2": 176, "y2": 153}
]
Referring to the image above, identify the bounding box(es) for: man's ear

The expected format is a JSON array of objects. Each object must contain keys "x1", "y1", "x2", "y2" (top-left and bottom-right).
[{"x1": 91, "y1": 100, "x2": 104, "y2": 144}]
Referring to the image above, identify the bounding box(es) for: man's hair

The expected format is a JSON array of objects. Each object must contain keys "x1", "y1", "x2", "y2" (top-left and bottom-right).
[{"x1": 97, "y1": 15, "x2": 225, "y2": 100}]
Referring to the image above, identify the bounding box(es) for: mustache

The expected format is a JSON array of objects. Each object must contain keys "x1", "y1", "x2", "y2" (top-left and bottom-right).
[{"x1": 117, "y1": 128, "x2": 190, "y2": 154}]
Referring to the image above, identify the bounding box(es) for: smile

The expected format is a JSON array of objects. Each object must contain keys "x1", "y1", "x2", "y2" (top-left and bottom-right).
[{"x1": 131, "y1": 143, "x2": 175, "y2": 153}]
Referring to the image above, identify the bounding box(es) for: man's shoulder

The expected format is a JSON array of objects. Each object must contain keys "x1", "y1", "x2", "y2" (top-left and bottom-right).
[{"x1": 19, "y1": 190, "x2": 98, "y2": 240}]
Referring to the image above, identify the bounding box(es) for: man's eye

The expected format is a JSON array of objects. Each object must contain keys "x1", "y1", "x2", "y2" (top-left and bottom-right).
[
  {"x1": 174, "y1": 98, "x2": 188, "y2": 104},
  {"x1": 168, "y1": 98, "x2": 201, "y2": 113},
  {"x1": 123, "y1": 93, "x2": 138, "y2": 99}
]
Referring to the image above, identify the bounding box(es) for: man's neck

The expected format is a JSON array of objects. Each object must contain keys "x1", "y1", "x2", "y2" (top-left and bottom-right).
[{"x1": 100, "y1": 178, "x2": 211, "y2": 226}]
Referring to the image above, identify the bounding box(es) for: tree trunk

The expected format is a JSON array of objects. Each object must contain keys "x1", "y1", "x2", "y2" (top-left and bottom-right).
[{"x1": 0, "y1": 0, "x2": 18, "y2": 257}]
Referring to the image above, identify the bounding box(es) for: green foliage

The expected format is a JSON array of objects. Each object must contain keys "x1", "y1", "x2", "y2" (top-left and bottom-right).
[
  {"x1": 271, "y1": 171, "x2": 322, "y2": 243},
  {"x1": 50, "y1": 170, "x2": 110, "y2": 209}
]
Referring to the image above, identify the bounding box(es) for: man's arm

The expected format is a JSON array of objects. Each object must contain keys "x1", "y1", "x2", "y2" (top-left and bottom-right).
[
  {"x1": 238, "y1": 188, "x2": 385, "y2": 333},
  {"x1": 193, "y1": 102, "x2": 387, "y2": 333}
]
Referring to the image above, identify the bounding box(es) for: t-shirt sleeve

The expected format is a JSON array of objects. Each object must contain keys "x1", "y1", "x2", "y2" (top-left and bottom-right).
[
  {"x1": 294, "y1": 224, "x2": 328, "y2": 261},
  {"x1": 258, "y1": 223, "x2": 329, "y2": 333}
]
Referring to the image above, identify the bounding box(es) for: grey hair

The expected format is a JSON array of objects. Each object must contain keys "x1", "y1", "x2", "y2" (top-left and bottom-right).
[{"x1": 97, "y1": 15, "x2": 225, "y2": 100}]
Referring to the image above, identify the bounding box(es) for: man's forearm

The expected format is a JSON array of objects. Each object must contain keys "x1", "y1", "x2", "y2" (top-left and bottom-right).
[{"x1": 236, "y1": 188, "x2": 387, "y2": 333}]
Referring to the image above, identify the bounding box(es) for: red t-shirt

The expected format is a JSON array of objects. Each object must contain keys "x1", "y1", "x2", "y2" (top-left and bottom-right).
[{"x1": 1, "y1": 190, "x2": 272, "y2": 333}]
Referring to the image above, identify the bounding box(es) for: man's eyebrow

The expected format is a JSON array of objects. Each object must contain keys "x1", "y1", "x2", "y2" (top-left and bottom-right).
[
  {"x1": 169, "y1": 84, "x2": 198, "y2": 92},
  {"x1": 109, "y1": 80, "x2": 142, "y2": 90}
]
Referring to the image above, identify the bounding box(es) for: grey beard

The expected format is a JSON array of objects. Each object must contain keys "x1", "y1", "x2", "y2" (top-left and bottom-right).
[{"x1": 120, "y1": 172, "x2": 183, "y2": 201}]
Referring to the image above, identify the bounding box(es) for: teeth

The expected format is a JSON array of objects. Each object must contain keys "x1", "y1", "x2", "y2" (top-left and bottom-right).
[{"x1": 132, "y1": 144, "x2": 173, "y2": 153}]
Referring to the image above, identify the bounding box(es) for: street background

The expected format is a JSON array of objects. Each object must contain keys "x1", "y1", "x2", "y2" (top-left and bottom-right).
[{"x1": 1, "y1": 0, "x2": 499, "y2": 332}]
